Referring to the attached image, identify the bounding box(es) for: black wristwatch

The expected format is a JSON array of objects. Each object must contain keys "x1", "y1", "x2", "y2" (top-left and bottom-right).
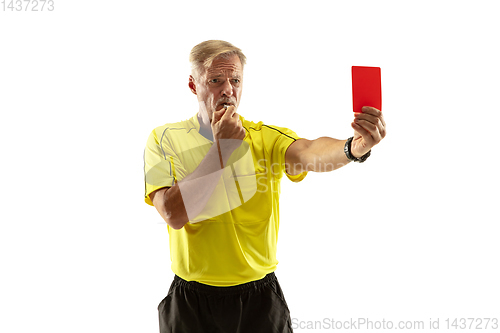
[{"x1": 344, "y1": 136, "x2": 371, "y2": 163}]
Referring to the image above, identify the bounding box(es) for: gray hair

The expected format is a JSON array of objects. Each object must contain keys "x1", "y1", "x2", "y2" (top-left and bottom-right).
[{"x1": 189, "y1": 40, "x2": 246, "y2": 80}]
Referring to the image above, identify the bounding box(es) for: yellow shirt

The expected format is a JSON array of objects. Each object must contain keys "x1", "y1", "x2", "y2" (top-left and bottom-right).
[{"x1": 143, "y1": 113, "x2": 307, "y2": 286}]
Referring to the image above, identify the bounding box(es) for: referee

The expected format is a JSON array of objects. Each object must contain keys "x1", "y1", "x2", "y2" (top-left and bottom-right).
[{"x1": 143, "y1": 40, "x2": 386, "y2": 332}]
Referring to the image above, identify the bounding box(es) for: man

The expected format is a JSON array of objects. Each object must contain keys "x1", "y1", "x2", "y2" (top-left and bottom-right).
[{"x1": 144, "y1": 40, "x2": 386, "y2": 333}]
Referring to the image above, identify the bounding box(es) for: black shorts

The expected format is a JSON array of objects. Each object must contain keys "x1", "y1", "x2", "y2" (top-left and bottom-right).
[{"x1": 158, "y1": 272, "x2": 293, "y2": 333}]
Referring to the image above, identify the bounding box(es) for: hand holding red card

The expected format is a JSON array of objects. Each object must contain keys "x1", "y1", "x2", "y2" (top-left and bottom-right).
[{"x1": 350, "y1": 66, "x2": 386, "y2": 158}]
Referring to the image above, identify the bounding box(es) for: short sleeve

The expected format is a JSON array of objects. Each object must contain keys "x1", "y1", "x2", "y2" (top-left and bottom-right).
[
  {"x1": 143, "y1": 129, "x2": 185, "y2": 206},
  {"x1": 264, "y1": 125, "x2": 308, "y2": 183}
]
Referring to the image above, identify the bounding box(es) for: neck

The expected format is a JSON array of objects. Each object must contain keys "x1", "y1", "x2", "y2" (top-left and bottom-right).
[{"x1": 197, "y1": 112, "x2": 214, "y2": 141}]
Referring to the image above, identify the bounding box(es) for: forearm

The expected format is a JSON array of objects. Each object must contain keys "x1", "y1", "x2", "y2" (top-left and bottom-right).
[
  {"x1": 302, "y1": 137, "x2": 351, "y2": 172},
  {"x1": 163, "y1": 142, "x2": 239, "y2": 228}
]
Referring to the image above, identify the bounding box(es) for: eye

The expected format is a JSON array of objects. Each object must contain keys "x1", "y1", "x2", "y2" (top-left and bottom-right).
[
  {"x1": 209, "y1": 79, "x2": 219, "y2": 83},
  {"x1": 232, "y1": 79, "x2": 240, "y2": 83}
]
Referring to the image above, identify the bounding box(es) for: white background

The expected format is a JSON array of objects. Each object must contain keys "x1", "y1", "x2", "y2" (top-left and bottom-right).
[{"x1": 1, "y1": 0, "x2": 499, "y2": 332}]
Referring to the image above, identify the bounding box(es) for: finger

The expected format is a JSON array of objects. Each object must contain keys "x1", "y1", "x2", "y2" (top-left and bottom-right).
[
  {"x1": 355, "y1": 112, "x2": 386, "y2": 139},
  {"x1": 379, "y1": 112, "x2": 386, "y2": 129},
  {"x1": 351, "y1": 122, "x2": 371, "y2": 143},
  {"x1": 228, "y1": 106, "x2": 239, "y2": 118},
  {"x1": 361, "y1": 106, "x2": 381, "y2": 117},
  {"x1": 222, "y1": 105, "x2": 236, "y2": 119},
  {"x1": 233, "y1": 113, "x2": 241, "y2": 123},
  {"x1": 359, "y1": 119, "x2": 382, "y2": 143},
  {"x1": 373, "y1": 111, "x2": 386, "y2": 138},
  {"x1": 212, "y1": 109, "x2": 225, "y2": 124},
  {"x1": 353, "y1": 119, "x2": 382, "y2": 144},
  {"x1": 354, "y1": 112, "x2": 379, "y2": 125},
  {"x1": 379, "y1": 116, "x2": 387, "y2": 138}
]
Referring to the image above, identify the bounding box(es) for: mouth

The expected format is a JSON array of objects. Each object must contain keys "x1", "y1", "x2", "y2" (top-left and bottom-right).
[{"x1": 216, "y1": 102, "x2": 234, "y2": 111}]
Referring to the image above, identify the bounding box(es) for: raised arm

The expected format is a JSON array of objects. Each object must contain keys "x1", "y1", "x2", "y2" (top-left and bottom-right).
[{"x1": 285, "y1": 106, "x2": 386, "y2": 175}]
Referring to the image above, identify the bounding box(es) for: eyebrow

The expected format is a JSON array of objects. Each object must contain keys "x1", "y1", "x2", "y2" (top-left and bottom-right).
[
  {"x1": 207, "y1": 73, "x2": 242, "y2": 79},
  {"x1": 207, "y1": 69, "x2": 241, "y2": 76}
]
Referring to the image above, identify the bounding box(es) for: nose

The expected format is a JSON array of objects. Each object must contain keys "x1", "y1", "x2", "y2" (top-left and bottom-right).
[{"x1": 220, "y1": 78, "x2": 233, "y2": 97}]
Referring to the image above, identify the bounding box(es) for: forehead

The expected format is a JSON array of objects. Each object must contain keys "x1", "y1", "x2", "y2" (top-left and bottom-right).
[{"x1": 205, "y1": 55, "x2": 242, "y2": 77}]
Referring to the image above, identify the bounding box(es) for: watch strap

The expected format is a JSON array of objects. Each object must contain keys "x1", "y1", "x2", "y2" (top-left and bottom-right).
[{"x1": 344, "y1": 136, "x2": 371, "y2": 163}]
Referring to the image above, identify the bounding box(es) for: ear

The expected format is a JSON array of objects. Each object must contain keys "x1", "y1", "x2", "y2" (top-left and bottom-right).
[{"x1": 188, "y1": 75, "x2": 197, "y2": 95}]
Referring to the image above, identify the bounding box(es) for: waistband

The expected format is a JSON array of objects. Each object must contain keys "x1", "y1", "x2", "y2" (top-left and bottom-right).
[{"x1": 172, "y1": 272, "x2": 277, "y2": 295}]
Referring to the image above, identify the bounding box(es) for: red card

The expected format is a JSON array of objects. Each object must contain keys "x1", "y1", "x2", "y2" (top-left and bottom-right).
[{"x1": 352, "y1": 66, "x2": 382, "y2": 112}]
